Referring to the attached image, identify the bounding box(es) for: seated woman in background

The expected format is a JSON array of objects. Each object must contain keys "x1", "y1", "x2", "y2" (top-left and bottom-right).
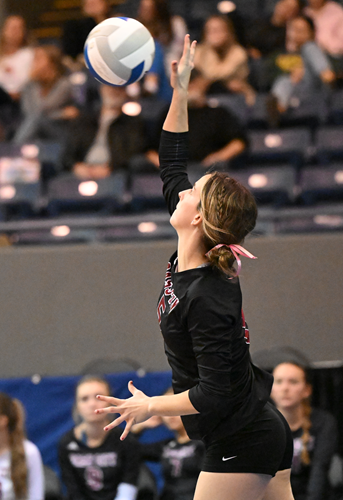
[
  {"x1": 0, "y1": 15, "x2": 34, "y2": 139},
  {"x1": 271, "y1": 361, "x2": 338, "y2": 500},
  {"x1": 58, "y1": 375, "x2": 140, "y2": 500},
  {"x1": 193, "y1": 15, "x2": 255, "y2": 105},
  {"x1": 13, "y1": 44, "x2": 78, "y2": 144},
  {"x1": 0, "y1": 392, "x2": 44, "y2": 500}
]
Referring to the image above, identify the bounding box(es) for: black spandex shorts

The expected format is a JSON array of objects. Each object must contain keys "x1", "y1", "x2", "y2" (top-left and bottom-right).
[{"x1": 202, "y1": 402, "x2": 293, "y2": 477}]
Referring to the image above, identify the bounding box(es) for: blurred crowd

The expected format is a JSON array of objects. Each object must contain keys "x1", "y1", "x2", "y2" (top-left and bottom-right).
[
  {"x1": 1, "y1": 352, "x2": 343, "y2": 500},
  {"x1": 0, "y1": 0, "x2": 342, "y2": 213}
]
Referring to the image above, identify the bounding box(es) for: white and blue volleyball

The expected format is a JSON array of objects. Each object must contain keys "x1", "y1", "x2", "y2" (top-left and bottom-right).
[{"x1": 84, "y1": 17, "x2": 155, "y2": 86}]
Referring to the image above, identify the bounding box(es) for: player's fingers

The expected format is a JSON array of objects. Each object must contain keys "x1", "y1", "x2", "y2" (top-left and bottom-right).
[
  {"x1": 95, "y1": 405, "x2": 121, "y2": 415},
  {"x1": 120, "y1": 418, "x2": 135, "y2": 441},
  {"x1": 189, "y1": 40, "x2": 197, "y2": 63},
  {"x1": 128, "y1": 380, "x2": 137, "y2": 395},
  {"x1": 104, "y1": 414, "x2": 126, "y2": 432},
  {"x1": 182, "y1": 34, "x2": 190, "y2": 59},
  {"x1": 96, "y1": 394, "x2": 121, "y2": 404}
]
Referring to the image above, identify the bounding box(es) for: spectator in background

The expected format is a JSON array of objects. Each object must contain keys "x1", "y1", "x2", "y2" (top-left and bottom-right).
[
  {"x1": 304, "y1": 0, "x2": 343, "y2": 77},
  {"x1": 13, "y1": 44, "x2": 78, "y2": 144},
  {"x1": 62, "y1": 83, "x2": 148, "y2": 179},
  {"x1": 0, "y1": 392, "x2": 44, "y2": 500},
  {"x1": 246, "y1": 0, "x2": 302, "y2": 59},
  {"x1": 133, "y1": 389, "x2": 205, "y2": 500},
  {"x1": 135, "y1": 0, "x2": 186, "y2": 103},
  {"x1": 271, "y1": 362, "x2": 338, "y2": 500},
  {"x1": 62, "y1": 0, "x2": 112, "y2": 68},
  {"x1": 269, "y1": 15, "x2": 335, "y2": 119},
  {"x1": 0, "y1": 15, "x2": 34, "y2": 139},
  {"x1": 147, "y1": 70, "x2": 248, "y2": 169},
  {"x1": 58, "y1": 375, "x2": 140, "y2": 500},
  {"x1": 193, "y1": 15, "x2": 255, "y2": 105},
  {"x1": 137, "y1": 0, "x2": 187, "y2": 77}
]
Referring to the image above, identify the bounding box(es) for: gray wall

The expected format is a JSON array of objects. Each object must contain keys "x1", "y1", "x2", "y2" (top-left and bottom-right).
[{"x1": 0, "y1": 232, "x2": 342, "y2": 378}]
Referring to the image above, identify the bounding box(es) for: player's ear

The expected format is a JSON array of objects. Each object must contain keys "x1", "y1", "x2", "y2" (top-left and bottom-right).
[{"x1": 191, "y1": 213, "x2": 202, "y2": 226}]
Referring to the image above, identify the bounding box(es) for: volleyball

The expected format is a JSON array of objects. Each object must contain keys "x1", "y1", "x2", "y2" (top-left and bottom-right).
[{"x1": 84, "y1": 17, "x2": 155, "y2": 86}]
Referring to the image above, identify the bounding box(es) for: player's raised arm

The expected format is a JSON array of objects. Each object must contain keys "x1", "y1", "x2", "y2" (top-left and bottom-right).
[{"x1": 162, "y1": 35, "x2": 196, "y2": 133}]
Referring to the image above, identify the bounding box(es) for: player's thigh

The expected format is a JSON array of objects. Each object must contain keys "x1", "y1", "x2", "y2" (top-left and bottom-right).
[
  {"x1": 194, "y1": 471, "x2": 272, "y2": 500},
  {"x1": 262, "y1": 468, "x2": 294, "y2": 500}
]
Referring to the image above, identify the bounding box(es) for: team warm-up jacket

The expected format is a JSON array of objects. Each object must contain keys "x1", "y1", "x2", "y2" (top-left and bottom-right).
[
  {"x1": 58, "y1": 428, "x2": 140, "y2": 500},
  {"x1": 157, "y1": 130, "x2": 273, "y2": 443}
]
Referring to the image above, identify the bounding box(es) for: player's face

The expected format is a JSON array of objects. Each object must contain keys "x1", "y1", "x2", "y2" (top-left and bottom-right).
[
  {"x1": 271, "y1": 363, "x2": 312, "y2": 410},
  {"x1": 170, "y1": 174, "x2": 212, "y2": 231},
  {"x1": 76, "y1": 381, "x2": 110, "y2": 424}
]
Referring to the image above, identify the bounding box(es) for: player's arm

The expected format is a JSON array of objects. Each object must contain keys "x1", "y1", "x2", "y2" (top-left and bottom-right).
[{"x1": 96, "y1": 382, "x2": 198, "y2": 440}]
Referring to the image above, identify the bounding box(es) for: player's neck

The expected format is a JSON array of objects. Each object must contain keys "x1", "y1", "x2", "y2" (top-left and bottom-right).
[{"x1": 177, "y1": 233, "x2": 207, "y2": 272}]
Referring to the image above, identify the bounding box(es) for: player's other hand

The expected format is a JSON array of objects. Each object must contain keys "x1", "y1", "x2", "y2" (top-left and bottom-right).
[{"x1": 95, "y1": 381, "x2": 152, "y2": 440}]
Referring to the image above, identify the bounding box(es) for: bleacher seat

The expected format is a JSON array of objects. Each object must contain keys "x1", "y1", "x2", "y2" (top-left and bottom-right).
[
  {"x1": 207, "y1": 93, "x2": 248, "y2": 125},
  {"x1": 299, "y1": 163, "x2": 343, "y2": 204},
  {"x1": 247, "y1": 128, "x2": 312, "y2": 168},
  {"x1": 130, "y1": 172, "x2": 166, "y2": 211},
  {"x1": 314, "y1": 126, "x2": 343, "y2": 163},
  {"x1": 328, "y1": 89, "x2": 343, "y2": 125},
  {"x1": 46, "y1": 172, "x2": 127, "y2": 216},
  {"x1": 0, "y1": 182, "x2": 41, "y2": 220},
  {"x1": 229, "y1": 164, "x2": 298, "y2": 206}
]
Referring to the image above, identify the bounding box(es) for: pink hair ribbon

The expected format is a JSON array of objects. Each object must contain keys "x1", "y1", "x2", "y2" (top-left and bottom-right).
[{"x1": 206, "y1": 244, "x2": 257, "y2": 276}]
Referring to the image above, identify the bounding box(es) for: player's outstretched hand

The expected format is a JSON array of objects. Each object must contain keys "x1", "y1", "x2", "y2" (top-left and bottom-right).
[
  {"x1": 170, "y1": 34, "x2": 197, "y2": 92},
  {"x1": 95, "y1": 381, "x2": 151, "y2": 440}
]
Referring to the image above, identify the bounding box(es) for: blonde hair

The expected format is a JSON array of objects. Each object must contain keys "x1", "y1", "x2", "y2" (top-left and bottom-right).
[
  {"x1": 200, "y1": 172, "x2": 257, "y2": 276},
  {"x1": 0, "y1": 393, "x2": 28, "y2": 499},
  {"x1": 300, "y1": 397, "x2": 312, "y2": 465}
]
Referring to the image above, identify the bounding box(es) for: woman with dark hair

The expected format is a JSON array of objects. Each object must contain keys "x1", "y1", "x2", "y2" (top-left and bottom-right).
[
  {"x1": 271, "y1": 362, "x2": 338, "y2": 500},
  {"x1": 95, "y1": 36, "x2": 295, "y2": 500},
  {"x1": 0, "y1": 392, "x2": 44, "y2": 500},
  {"x1": 58, "y1": 375, "x2": 140, "y2": 500}
]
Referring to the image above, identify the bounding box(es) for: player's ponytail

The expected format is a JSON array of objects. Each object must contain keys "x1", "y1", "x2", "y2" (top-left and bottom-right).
[{"x1": 0, "y1": 393, "x2": 28, "y2": 499}]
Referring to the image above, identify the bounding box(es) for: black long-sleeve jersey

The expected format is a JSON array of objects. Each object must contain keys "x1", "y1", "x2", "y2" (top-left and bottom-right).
[
  {"x1": 157, "y1": 130, "x2": 273, "y2": 443},
  {"x1": 58, "y1": 428, "x2": 140, "y2": 500},
  {"x1": 140, "y1": 438, "x2": 205, "y2": 500}
]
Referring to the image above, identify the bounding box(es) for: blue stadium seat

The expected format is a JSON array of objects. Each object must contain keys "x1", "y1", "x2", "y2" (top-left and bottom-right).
[
  {"x1": 228, "y1": 164, "x2": 298, "y2": 206},
  {"x1": 314, "y1": 126, "x2": 343, "y2": 163},
  {"x1": 299, "y1": 163, "x2": 343, "y2": 204},
  {"x1": 0, "y1": 182, "x2": 41, "y2": 220},
  {"x1": 247, "y1": 128, "x2": 312, "y2": 168},
  {"x1": 130, "y1": 172, "x2": 166, "y2": 212},
  {"x1": 46, "y1": 172, "x2": 127, "y2": 216},
  {"x1": 328, "y1": 89, "x2": 343, "y2": 125}
]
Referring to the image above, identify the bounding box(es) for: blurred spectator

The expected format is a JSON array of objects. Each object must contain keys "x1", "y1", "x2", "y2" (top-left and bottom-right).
[
  {"x1": 62, "y1": 0, "x2": 112, "y2": 68},
  {"x1": 147, "y1": 71, "x2": 248, "y2": 169},
  {"x1": 271, "y1": 362, "x2": 338, "y2": 500},
  {"x1": 193, "y1": 15, "x2": 255, "y2": 105},
  {"x1": 0, "y1": 15, "x2": 34, "y2": 140},
  {"x1": 268, "y1": 15, "x2": 335, "y2": 120},
  {"x1": 246, "y1": 0, "x2": 302, "y2": 59},
  {"x1": 133, "y1": 389, "x2": 205, "y2": 500},
  {"x1": 304, "y1": 0, "x2": 343, "y2": 77},
  {"x1": 0, "y1": 392, "x2": 44, "y2": 500},
  {"x1": 137, "y1": 0, "x2": 187, "y2": 76},
  {"x1": 62, "y1": 83, "x2": 148, "y2": 179},
  {"x1": 13, "y1": 44, "x2": 78, "y2": 144},
  {"x1": 58, "y1": 375, "x2": 140, "y2": 500},
  {"x1": 134, "y1": 0, "x2": 186, "y2": 103},
  {"x1": 0, "y1": 15, "x2": 34, "y2": 99},
  {"x1": 304, "y1": 0, "x2": 343, "y2": 57}
]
